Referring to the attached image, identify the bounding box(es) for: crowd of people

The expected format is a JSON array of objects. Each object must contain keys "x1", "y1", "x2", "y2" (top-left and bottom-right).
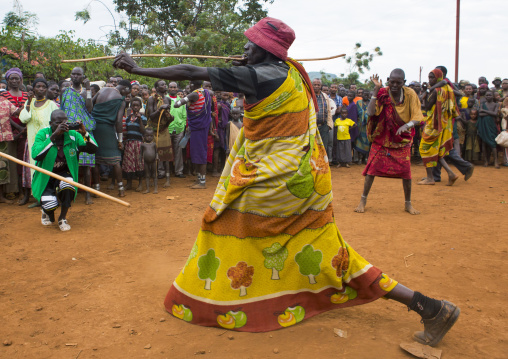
[
  {"x1": 0, "y1": 67, "x2": 247, "y2": 229},
  {"x1": 4, "y1": 15, "x2": 506, "y2": 348},
  {"x1": 0, "y1": 64, "x2": 507, "y2": 228}
]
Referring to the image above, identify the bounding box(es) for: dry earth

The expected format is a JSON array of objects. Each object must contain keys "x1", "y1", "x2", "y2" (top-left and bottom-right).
[{"x1": 1, "y1": 164, "x2": 507, "y2": 358}]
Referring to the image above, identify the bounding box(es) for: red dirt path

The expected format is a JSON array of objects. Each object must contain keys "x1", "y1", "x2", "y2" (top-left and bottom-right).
[{"x1": 1, "y1": 164, "x2": 507, "y2": 358}]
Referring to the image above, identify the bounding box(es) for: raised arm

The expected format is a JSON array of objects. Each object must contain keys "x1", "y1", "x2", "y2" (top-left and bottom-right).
[
  {"x1": 366, "y1": 74, "x2": 382, "y2": 117},
  {"x1": 113, "y1": 53, "x2": 210, "y2": 81}
]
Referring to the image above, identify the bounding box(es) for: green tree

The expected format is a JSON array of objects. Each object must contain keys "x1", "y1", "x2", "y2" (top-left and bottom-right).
[
  {"x1": 262, "y1": 242, "x2": 288, "y2": 280},
  {"x1": 75, "y1": 0, "x2": 272, "y2": 66},
  {"x1": 340, "y1": 43, "x2": 382, "y2": 87},
  {"x1": 295, "y1": 245, "x2": 322, "y2": 284},
  {"x1": 197, "y1": 249, "x2": 220, "y2": 290}
]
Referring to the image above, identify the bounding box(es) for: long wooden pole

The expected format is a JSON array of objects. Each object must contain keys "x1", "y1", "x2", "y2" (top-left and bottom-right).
[
  {"x1": 454, "y1": 0, "x2": 460, "y2": 83},
  {"x1": 0, "y1": 152, "x2": 131, "y2": 207},
  {"x1": 61, "y1": 53, "x2": 346, "y2": 63}
]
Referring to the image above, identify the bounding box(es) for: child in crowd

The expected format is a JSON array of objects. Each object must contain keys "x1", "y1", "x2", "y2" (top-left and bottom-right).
[
  {"x1": 334, "y1": 107, "x2": 356, "y2": 168},
  {"x1": 226, "y1": 106, "x2": 243, "y2": 155},
  {"x1": 122, "y1": 97, "x2": 146, "y2": 191},
  {"x1": 140, "y1": 127, "x2": 158, "y2": 194},
  {"x1": 464, "y1": 108, "x2": 481, "y2": 162}
]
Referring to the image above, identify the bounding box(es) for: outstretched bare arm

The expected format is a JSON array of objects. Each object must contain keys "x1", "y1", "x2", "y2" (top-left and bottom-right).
[{"x1": 113, "y1": 53, "x2": 210, "y2": 81}]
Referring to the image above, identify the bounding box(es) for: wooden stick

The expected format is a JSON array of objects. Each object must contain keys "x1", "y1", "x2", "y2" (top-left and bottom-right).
[
  {"x1": 61, "y1": 53, "x2": 346, "y2": 63},
  {"x1": 0, "y1": 151, "x2": 130, "y2": 207}
]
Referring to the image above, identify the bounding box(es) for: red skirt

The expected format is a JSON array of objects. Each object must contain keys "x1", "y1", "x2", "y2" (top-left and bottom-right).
[{"x1": 362, "y1": 142, "x2": 411, "y2": 180}]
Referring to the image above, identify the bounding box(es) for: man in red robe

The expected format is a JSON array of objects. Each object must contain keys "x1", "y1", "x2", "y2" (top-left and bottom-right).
[{"x1": 355, "y1": 69, "x2": 423, "y2": 215}]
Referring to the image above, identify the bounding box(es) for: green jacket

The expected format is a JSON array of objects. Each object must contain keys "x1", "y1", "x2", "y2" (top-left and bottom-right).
[
  {"x1": 31, "y1": 127, "x2": 98, "y2": 201},
  {"x1": 167, "y1": 96, "x2": 187, "y2": 134}
]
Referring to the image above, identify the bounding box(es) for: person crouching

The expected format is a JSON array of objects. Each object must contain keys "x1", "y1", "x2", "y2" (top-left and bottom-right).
[{"x1": 31, "y1": 110, "x2": 98, "y2": 231}]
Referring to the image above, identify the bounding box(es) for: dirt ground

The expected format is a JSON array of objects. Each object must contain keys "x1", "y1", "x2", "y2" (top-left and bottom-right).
[{"x1": 1, "y1": 163, "x2": 507, "y2": 359}]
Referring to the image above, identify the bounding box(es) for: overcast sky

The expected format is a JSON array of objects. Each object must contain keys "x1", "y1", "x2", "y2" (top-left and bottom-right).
[{"x1": 2, "y1": 0, "x2": 507, "y2": 84}]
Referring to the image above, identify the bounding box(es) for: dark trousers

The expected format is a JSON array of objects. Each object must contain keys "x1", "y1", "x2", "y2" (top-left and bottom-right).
[
  {"x1": 318, "y1": 124, "x2": 330, "y2": 152},
  {"x1": 432, "y1": 148, "x2": 472, "y2": 181}
]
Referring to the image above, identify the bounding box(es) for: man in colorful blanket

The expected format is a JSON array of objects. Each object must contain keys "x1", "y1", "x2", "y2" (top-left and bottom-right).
[
  {"x1": 113, "y1": 18, "x2": 459, "y2": 347},
  {"x1": 60, "y1": 67, "x2": 97, "y2": 204},
  {"x1": 355, "y1": 70, "x2": 422, "y2": 215}
]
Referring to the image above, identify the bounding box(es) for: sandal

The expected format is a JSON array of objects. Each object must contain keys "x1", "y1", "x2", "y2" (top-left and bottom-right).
[
  {"x1": 41, "y1": 210, "x2": 54, "y2": 226},
  {"x1": 58, "y1": 219, "x2": 71, "y2": 231}
]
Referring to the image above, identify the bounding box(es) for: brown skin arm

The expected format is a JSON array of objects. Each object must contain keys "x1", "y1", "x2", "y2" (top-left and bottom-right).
[
  {"x1": 424, "y1": 90, "x2": 437, "y2": 112},
  {"x1": 479, "y1": 103, "x2": 499, "y2": 117},
  {"x1": 113, "y1": 53, "x2": 210, "y2": 81},
  {"x1": 137, "y1": 113, "x2": 146, "y2": 134},
  {"x1": 149, "y1": 96, "x2": 171, "y2": 121},
  {"x1": 116, "y1": 101, "x2": 126, "y2": 150},
  {"x1": 174, "y1": 91, "x2": 199, "y2": 109}
]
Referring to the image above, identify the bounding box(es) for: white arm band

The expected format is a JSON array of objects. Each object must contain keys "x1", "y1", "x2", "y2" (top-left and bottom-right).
[
  {"x1": 87, "y1": 90, "x2": 92, "y2": 99},
  {"x1": 117, "y1": 133, "x2": 123, "y2": 142}
]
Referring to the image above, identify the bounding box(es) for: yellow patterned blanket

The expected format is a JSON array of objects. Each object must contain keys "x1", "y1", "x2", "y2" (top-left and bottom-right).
[{"x1": 164, "y1": 62, "x2": 397, "y2": 332}]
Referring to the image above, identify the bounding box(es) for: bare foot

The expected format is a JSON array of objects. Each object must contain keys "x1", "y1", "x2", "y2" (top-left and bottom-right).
[
  {"x1": 85, "y1": 194, "x2": 94, "y2": 205},
  {"x1": 135, "y1": 185, "x2": 143, "y2": 192},
  {"x1": 163, "y1": 181, "x2": 171, "y2": 188},
  {"x1": 143, "y1": 189, "x2": 149, "y2": 194},
  {"x1": 405, "y1": 202, "x2": 420, "y2": 215},
  {"x1": 211, "y1": 171, "x2": 221, "y2": 177},
  {"x1": 18, "y1": 196, "x2": 29, "y2": 206},
  {"x1": 483, "y1": 162, "x2": 488, "y2": 167},
  {"x1": 124, "y1": 183, "x2": 132, "y2": 191},
  {"x1": 190, "y1": 182, "x2": 207, "y2": 189},
  {"x1": 417, "y1": 178, "x2": 435, "y2": 185},
  {"x1": 119, "y1": 189, "x2": 126, "y2": 197},
  {"x1": 0, "y1": 197, "x2": 14, "y2": 204},
  {"x1": 153, "y1": 190, "x2": 158, "y2": 194},
  {"x1": 446, "y1": 174, "x2": 459, "y2": 186},
  {"x1": 107, "y1": 183, "x2": 115, "y2": 190},
  {"x1": 354, "y1": 197, "x2": 367, "y2": 213}
]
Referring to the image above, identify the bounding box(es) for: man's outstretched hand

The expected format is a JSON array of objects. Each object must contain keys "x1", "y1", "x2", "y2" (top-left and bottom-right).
[{"x1": 113, "y1": 53, "x2": 138, "y2": 73}]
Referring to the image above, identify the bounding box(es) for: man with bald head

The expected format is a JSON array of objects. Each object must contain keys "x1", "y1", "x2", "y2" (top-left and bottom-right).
[
  {"x1": 355, "y1": 68, "x2": 423, "y2": 215},
  {"x1": 313, "y1": 78, "x2": 333, "y2": 152}
]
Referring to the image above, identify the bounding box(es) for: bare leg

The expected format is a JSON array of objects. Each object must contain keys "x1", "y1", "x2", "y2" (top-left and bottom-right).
[
  {"x1": 125, "y1": 177, "x2": 133, "y2": 191},
  {"x1": 84, "y1": 167, "x2": 94, "y2": 204},
  {"x1": 493, "y1": 148, "x2": 499, "y2": 169},
  {"x1": 417, "y1": 167, "x2": 435, "y2": 185},
  {"x1": 135, "y1": 175, "x2": 143, "y2": 192},
  {"x1": 0, "y1": 185, "x2": 13, "y2": 204},
  {"x1": 90, "y1": 165, "x2": 99, "y2": 198},
  {"x1": 153, "y1": 163, "x2": 158, "y2": 194},
  {"x1": 384, "y1": 283, "x2": 414, "y2": 305},
  {"x1": 113, "y1": 163, "x2": 125, "y2": 197},
  {"x1": 212, "y1": 148, "x2": 220, "y2": 177},
  {"x1": 191, "y1": 164, "x2": 207, "y2": 189},
  {"x1": 439, "y1": 158, "x2": 458, "y2": 186},
  {"x1": 482, "y1": 142, "x2": 489, "y2": 167},
  {"x1": 354, "y1": 175, "x2": 374, "y2": 213},
  {"x1": 143, "y1": 164, "x2": 151, "y2": 194},
  {"x1": 18, "y1": 187, "x2": 29, "y2": 205},
  {"x1": 403, "y1": 179, "x2": 420, "y2": 215},
  {"x1": 163, "y1": 161, "x2": 171, "y2": 187}
]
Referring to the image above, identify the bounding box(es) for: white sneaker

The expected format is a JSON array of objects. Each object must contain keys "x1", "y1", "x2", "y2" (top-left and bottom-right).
[
  {"x1": 58, "y1": 219, "x2": 71, "y2": 231},
  {"x1": 41, "y1": 210, "x2": 54, "y2": 226}
]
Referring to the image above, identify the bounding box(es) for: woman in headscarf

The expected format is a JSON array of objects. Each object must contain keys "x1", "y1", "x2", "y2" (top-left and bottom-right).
[
  {"x1": 0, "y1": 95, "x2": 20, "y2": 203},
  {"x1": 19, "y1": 78, "x2": 59, "y2": 188},
  {"x1": 0, "y1": 67, "x2": 29, "y2": 203},
  {"x1": 418, "y1": 69, "x2": 459, "y2": 185}
]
